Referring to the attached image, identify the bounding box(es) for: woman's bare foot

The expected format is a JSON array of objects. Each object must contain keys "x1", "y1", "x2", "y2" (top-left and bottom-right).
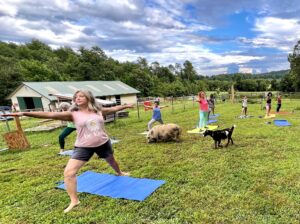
[
  {"x1": 64, "y1": 201, "x2": 80, "y2": 213},
  {"x1": 118, "y1": 171, "x2": 130, "y2": 176},
  {"x1": 60, "y1": 149, "x2": 64, "y2": 153}
]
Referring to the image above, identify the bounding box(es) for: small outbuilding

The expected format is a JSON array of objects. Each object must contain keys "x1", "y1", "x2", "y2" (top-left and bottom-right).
[{"x1": 7, "y1": 81, "x2": 140, "y2": 112}]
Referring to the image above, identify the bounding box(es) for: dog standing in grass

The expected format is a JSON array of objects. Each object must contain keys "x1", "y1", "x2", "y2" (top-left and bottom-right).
[{"x1": 203, "y1": 125, "x2": 236, "y2": 149}]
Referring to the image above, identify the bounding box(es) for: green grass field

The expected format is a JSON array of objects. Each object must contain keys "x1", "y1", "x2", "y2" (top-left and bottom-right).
[{"x1": 1, "y1": 100, "x2": 300, "y2": 223}]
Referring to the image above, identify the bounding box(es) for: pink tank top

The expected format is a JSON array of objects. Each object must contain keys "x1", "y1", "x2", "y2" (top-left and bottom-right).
[
  {"x1": 199, "y1": 99, "x2": 209, "y2": 111},
  {"x1": 72, "y1": 111, "x2": 109, "y2": 147}
]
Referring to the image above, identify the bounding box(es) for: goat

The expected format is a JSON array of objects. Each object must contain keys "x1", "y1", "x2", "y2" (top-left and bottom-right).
[{"x1": 203, "y1": 125, "x2": 236, "y2": 149}]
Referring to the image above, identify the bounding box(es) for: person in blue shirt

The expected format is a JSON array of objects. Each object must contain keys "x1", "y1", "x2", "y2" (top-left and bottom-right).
[{"x1": 145, "y1": 101, "x2": 168, "y2": 131}]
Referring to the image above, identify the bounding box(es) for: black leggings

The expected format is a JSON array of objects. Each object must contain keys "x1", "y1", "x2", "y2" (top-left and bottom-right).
[
  {"x1": 59, "y1": 127, "x2": 76, "y2": 149},
  {"x1": 276, "y1": 104, "x2": 281, "y2": 112}
]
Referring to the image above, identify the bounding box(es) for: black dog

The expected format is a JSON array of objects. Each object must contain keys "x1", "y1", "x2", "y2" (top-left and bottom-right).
[{"x1": 203, "y1": 125, "x2": 236, "y2": 149}]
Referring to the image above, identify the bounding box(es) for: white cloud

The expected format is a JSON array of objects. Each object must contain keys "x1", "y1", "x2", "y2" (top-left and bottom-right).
[
  {"x1": 251, "y1": 17, "x2": 300, "y2": 52},
  {"x1": 0, "y1": 16, "x2": 90, "y2": 47},
  {"x1": 151, "y1": 0, "x2": 185, "y2": 17},
  {"x1": 0, "y1": 0, "x2": 297, "y2": 75},
  {"x1": 239, "y1": 67, "x2": 253, "y2": 73},
  {"x1": 53, "y1": 0, "x2": 71, "y2": 11},
  {"x1": 0, "y1": 1, "x2": 18, "y2": 16},
  {"x1": 145, "y1": 8, "x2": 185, "y2": 29},
  {"x1": 107, "y1": 42, "x2": 264, "y2": 75},
  {"x1": 121, "y1": 21, "x2": 147, "y2": 30}
]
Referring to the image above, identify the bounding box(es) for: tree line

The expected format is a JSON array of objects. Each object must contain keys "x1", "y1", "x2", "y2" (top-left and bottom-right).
[{"x1": 0, "y1": 39, "x2": 299, "y2": 105}]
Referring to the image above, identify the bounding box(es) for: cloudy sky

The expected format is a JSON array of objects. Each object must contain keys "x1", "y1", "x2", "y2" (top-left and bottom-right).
[{"x1": 0, "y1": 0, "x2": 300, "y2": 75}]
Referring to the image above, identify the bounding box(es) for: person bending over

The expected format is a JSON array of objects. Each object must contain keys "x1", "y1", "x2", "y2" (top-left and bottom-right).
[{"x1": 58, "y1": 102, "x2": 76, "y2": 153}]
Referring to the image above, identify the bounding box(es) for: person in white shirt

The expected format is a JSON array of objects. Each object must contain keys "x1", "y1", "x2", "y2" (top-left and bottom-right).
[{"x1": 241, "y1": 96, "x2": 248, "y2": 117}]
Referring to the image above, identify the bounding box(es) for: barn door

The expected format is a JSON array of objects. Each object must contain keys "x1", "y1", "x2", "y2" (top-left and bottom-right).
[
  {"x1": 33, "y1": 97, "x2": 43, "y2": 110},
  {"x1": 17, "y1": 97, "x2": 26, "y2": 111}
]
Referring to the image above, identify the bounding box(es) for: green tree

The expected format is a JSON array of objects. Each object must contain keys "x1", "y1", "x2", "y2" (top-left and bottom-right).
[
  {"x1": 270, "y1": 79, "x2": 279, "y2": 90},
  {"x1": 0, "y1": 42, "x2": 18, "y2": 58},
  {"x1": 169, "y1": 79, "x2": 186, "y2": 96},
  {"x1": 25, "y1": 39, "x2": 54, "y2": 61},
  {"x1": 196, "y1": 80, "x2": 208, "y2": 92},
  {"x1": 0, "y1": 56, "x2": 23, "y2": 104},
  {"x1": 279, "y1": 74, "x2": 295, "y2": 92},
  {"x1": 181, "y1": 60, "x2": 197, "y2": 82},
  {"x1": 238, "y1": 79, "x2": 257, "y2": 91},
  {"x1": 256, "y1": 79, "x2": 269, "y2": 91},
  {"x1": 19, "y1": 60, "x2": 55, "y2": 81},
  {"x1": 288, "y1": 40, "x2": 300, "y2": 90},
  {"x1": 124, "y1": 68, "x2": 153, "y2": 96},
  {"x1": 136, "y1": 57, "x2": 148, "y2": 70}
]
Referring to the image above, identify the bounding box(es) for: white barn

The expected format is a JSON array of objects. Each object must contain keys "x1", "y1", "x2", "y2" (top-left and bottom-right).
[{"x1": 7, "y1": 81, "x2": 140, "y2": 111}]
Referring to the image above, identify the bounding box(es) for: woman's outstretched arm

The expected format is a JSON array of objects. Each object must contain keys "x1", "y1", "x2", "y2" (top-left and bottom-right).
[
  {"x1": 102, "y1": 104, "x2": 134, "y2": 116},
  {"x1": 4, "y1": 111, "x2": 73, "y2": 121}
]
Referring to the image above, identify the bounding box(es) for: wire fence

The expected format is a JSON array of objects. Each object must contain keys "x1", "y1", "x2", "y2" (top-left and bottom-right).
[{"x1": 136, "y1": 92, "x2": 300, "y2": 118}]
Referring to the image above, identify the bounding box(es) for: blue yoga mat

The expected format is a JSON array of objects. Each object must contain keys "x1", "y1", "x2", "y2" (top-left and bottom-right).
[
  {"x1": 209, "y1": 114, "x2": 220, "y2": 118},
  {"x1": 207, "y1": 119, "x2": 217, "y2": 124},
  {"x1": 56, "y1": 171, "x2": 165, "y2": 201},
  {"x1": 274, "y1": 120, "x2": 291, "y2": 127}
]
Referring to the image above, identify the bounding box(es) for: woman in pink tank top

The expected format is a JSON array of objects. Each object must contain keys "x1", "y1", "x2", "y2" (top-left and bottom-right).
[
  {"x1": 196, "y1": 91, "x2": 209, "y2": 129},
  {"x1": 6, "y1": 89, "x2": 133, "y2": 213}
]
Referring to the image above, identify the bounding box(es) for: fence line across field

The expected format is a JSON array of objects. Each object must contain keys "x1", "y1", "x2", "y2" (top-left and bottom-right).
[{"x1": 136, "y1": 92, "x2": 300, "y2": 119}]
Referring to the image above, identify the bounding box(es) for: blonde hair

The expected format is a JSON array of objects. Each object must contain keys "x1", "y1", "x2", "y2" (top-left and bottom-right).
[
  {"x1": 198, "y1": 91, "x2": 205, "y2": 99},
  {"x1": 72, "y1": 89, "x2": 102, "y2": 112}
]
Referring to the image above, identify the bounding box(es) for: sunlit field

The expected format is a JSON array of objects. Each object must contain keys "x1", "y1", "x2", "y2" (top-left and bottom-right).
[{"x1": 1, "y1": 99, "x2": 300, "y2": 223}]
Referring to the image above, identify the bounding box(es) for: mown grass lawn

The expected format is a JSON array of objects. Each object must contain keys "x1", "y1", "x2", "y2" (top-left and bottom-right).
[{"x1": 1, "y1": 99, "x2": 300, "y2": 224}]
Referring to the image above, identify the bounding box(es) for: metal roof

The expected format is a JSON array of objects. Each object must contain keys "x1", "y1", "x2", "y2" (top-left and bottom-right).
[
  {"x1": 49, "y1": 93, "x2": 116, "y2": 106},
  {"x1": 8, "y1": 81, "x2": 140, "y2": 100}
]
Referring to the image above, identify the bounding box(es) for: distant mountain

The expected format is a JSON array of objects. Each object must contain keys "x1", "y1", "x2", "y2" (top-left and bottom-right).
[
  {"x1": 252, "y1": 69, "x2": 289, "y2": 79},
  {"x1": 204, "y1": 69, "x2": 289, "y2": 81}
]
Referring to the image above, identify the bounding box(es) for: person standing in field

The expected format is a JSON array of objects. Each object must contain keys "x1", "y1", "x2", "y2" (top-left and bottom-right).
[
  {"x1": 4, "y1": 90, "x2": 134, "y2": 213},
  {"x1": 208, "y1": 94, "x2": 216, "y2": 118},
  {"x1": 276, "y1": 94, "x2": 282, "y2": 113},
  {"x1": 155, "y1": 97, "x2": 160, "y2": 105},
  {"x1": 241, "y1": 96, "x2": 248, "y2": 117},
  {"x1": 196, "y1": 91, "x2": 209, "y2": 129},
  {"x1": 11, "y1": 104, "x2": 17, "y2": 112},
  {"x1": 266, "y1": 92, "x2": 272, "y2": 116}
]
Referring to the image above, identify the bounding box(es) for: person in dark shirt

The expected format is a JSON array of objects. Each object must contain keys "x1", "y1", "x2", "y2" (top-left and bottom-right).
[
  {"x1": 266, "y1": 92, "x2": 272, "y2": 116},
  {"x1": 276, "y1": 94, "x2": 282, "y2": 113},
  {"x1": 208, "y1": 94, "x2": 216, "y2": 118}
]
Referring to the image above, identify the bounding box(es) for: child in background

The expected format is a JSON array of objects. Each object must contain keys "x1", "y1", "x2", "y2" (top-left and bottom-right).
[
  {"x1": 266, "y1": 92, "x2": 272, "y2": 117},
  {"x1": 276, "y1": 94, "x2": 282, "y2": 113},
  {"x1": 208, "y1": 94, "x2": 215, "y2": 118},
  {"x1": 145, "y1": 101, "x2": 168, "y2": 131},
  {"x1": 241, "y1": 96, "x2": 248, "y2": 117}
]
